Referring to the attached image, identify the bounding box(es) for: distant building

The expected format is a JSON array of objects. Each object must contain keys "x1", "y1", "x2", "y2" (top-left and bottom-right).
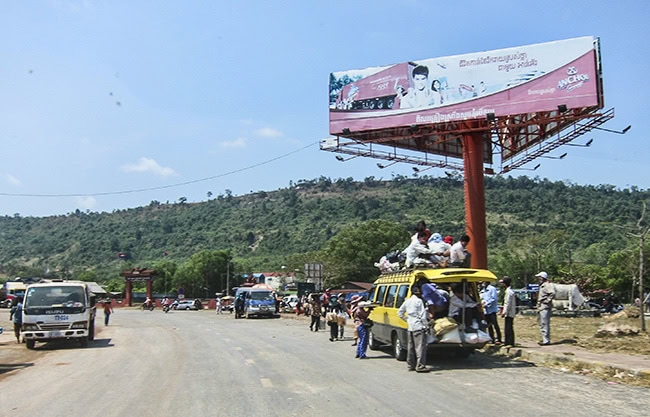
[{"x1": 245, "y1": 272, "x2": 297, "y2": 292}]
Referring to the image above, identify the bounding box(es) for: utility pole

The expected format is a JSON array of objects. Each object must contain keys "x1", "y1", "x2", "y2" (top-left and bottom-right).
[
  {"x1": 627, "y1": 201, "x2": 650, "y2": 332},
  {"x1": 636, "y1": 203, "x2": 649, "y2": 332},
  {"x1": 226, "y1": 260, "x2": 230, "y2": 297},
  {"x1": 638, "y1": 232, "x2": 646, "y2": 332}
]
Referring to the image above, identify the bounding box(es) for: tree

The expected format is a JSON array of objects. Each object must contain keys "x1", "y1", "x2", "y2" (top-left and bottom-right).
[
  {"x1": 76, "y1": 270, "x2": 98, "y2": 282},
  {"x1": 151, "y1": 259, "x2": 179, "y2": 295},
  {"x1": 322, "y1": 219, "x2": 408, "y2": 287},
  {"x1": 173, "y1": 250, "x2": 231, "y2": 298}
]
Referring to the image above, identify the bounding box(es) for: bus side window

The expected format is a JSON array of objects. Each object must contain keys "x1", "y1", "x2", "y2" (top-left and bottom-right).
[
  {"x1": 375, "y1": 286, "x2": 387, "y2": 306},
  {"x1": 385, "y1": 285, "x2": 397, "y2": 307},
  {"x1": 368, "y1": 286, "x2": 377, "y2": 302},
  {"x1": 395, "y1": 284, "x2": 409, "y2": 309}
]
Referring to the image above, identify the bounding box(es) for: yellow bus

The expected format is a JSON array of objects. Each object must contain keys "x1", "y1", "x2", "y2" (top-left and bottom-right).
[{"x1": 367, "y1": 267, "x2": 497, "y2": 360}]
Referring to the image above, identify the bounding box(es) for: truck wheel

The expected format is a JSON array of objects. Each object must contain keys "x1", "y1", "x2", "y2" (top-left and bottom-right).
[
  {"x1": 26, "y1": 340, "x2": 36, "y2": 350},
  {"x1": 368, "y1": 330, "x2": 380, "y2": 350},
  {"x1": 392, "y1": 333, "x2": 407, "y2": 361}
]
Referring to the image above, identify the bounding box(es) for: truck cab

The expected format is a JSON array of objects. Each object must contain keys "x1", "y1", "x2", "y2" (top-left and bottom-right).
[{"x1": 21, "y1": 280, "x2": 97, "y2": 349}]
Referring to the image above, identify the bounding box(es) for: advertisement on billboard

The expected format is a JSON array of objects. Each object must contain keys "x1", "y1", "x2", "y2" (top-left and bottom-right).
[{"x1": 329, "y1": 36, "x2": 601, "y2": 135}]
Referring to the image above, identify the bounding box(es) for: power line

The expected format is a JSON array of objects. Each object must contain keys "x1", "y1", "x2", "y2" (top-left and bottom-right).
[{"x1": 0, "y1": 141, "x2": 319, "y2": 198}]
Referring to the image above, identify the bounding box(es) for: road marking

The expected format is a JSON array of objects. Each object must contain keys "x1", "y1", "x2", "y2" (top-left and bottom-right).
[
  {"x1": 245, "y1": 359, "x2": 255, "y2": 365},
  {"x1": 260, "y1": 378, "x2": 273, "y2": 388}
]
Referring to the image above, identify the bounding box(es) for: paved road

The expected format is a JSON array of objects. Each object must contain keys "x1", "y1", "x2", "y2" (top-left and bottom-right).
[{"x1": 0, "y1": 309, "x2": 648, "y2": 417}]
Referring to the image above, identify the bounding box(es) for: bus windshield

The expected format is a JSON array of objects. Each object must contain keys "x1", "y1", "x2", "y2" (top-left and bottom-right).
[{"x1": 250, "y1": 291, "x2": 273, "y2": 301}]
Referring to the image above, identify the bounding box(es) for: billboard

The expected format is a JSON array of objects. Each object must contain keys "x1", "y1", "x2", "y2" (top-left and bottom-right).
[{"x1": 329, "y1": 36, "x2": 601, "y2": 136}]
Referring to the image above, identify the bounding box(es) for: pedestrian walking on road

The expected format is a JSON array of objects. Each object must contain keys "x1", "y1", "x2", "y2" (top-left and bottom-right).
[
  {"x1": 103, "y1": 298, "x2": 114, "y2": 326},
  {"x1": 309, "y1": 294, "x2": 322, "y2": 332},
  {"x1": 337, "y1": 294, "x2": 348, "y2": 339},
  {"x1": 351, "y1": 295, "x2": 374, "y2": 359},
  {"x1": 397, "y1": 285, "x2": 430, "y2": 373},
  {"x1": 326, "y1": 309, "x2": 339, "y2": 342},
  {"x1": 536, "y1": 271, "x2": 555, "y2": 345},
  {"x1": 9, "y1": 296, "x2": 23, "y2": 343},
  {"x1": 500, "y1": 276, "x2": 516, "y2": 347}
]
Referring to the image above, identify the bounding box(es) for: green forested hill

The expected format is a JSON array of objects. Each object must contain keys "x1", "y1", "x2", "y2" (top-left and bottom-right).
[{"x1": 1, "y1": 175, "x2": 648, "y2": 298}]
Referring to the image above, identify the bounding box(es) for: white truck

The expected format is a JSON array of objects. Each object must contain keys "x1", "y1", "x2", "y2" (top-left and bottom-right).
[{"x1": 21, "y1": 280, "x2": 97, "y2": 349}]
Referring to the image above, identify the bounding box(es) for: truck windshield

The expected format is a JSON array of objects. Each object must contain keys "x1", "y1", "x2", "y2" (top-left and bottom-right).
[{"x1": 25, "y1": 286, "x2": 86, "y2": 308}]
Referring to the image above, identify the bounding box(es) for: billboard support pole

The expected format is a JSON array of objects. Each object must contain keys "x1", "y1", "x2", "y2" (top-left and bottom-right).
[{"x1": 462, "y1": 126, "x2": 488, "y2": 270}]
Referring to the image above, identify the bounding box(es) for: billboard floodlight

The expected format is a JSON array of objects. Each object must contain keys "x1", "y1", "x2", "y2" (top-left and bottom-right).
[
  {"x1": 584, "y1": 124, "x2": 631, "y2": 135},
  {"x1": 336, "y1": 154, "x2": 361, "y2": 162},
  {"x1": 377, "y1": 161, "x2": 398, "y2": 169},
  {"x1": 541, "y1": 152, "x2": 568, "y2": 160},
  {"x1": 566, "y1": 138, "x2": 594, "y2": 147}
]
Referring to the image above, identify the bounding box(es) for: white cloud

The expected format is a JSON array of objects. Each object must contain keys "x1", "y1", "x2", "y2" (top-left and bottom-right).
[
  {"x1": 5, "y1": 174, "x2": 22, "y2": 186},
  {"x1": 255, "y1": 127, "x2": 283, "y2": 138},
  {"x1": 219, "y1": 137, "x2": 248, "y2": 149},
  {"x1": 76, "y1": 196, "x2": 97, "y2": 211},
  {"x1": 121, "y1": 157, "x2": 177, "y2": 177}
]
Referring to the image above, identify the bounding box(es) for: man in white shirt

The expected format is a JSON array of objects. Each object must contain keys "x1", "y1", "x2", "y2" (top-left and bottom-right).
[
  {"x1": 449, "y1": 235, "x2": 471, "y2": 267},
  {"x1": 397, "y1": 285, "x2": 430, "y2": 373},
  {"x1": 500, "y1": 276, "x2": 516, "y2": 346},
  {"x1": 402, "y1": 232, "x2": 437, "y2": 268},
  {"x1": 400, "y1": 65, "x2": 432, "y2": 109}
]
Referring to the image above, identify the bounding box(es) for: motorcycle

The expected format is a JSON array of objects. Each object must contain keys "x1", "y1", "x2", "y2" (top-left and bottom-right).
[
  {"x1": 162, "y1": 304, "x2": 171, "y2": 313},
  {"x1": 141, "y1": 301, "x2": 155, "y2": 311},
  {"x1": 587, "y1": 296, "x2": 624, "y2": 314}
]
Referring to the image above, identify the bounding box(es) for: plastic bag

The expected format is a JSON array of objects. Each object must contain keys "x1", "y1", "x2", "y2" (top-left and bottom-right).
[
  {"x1": 463, "y1": 332, "x2": 479, "y2": 344},
  {"x1": 476, "y1": 330, "x2": 491, "y2": 344},
  {"x1": 440, "y1": 327, "x2": 461, "y2": 344}
]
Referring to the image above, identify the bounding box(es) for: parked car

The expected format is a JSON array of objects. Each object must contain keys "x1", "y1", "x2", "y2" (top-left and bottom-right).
[
  {"x1": 282, "y1": 295, "x2": 298, "y2": 311},
  {"x1": 174, "y1": 300, "x2": 198, "y2": 310}
]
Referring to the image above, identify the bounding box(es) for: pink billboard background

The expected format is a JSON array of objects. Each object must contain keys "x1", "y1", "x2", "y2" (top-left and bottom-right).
[{"x1": 329, "y1": 37, "x2": 601, "y2": 135}]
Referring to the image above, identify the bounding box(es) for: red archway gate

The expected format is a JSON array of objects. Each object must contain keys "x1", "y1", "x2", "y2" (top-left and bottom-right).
[{"x1": 120, "y1": 268, "x2": 156, "y2": 306}]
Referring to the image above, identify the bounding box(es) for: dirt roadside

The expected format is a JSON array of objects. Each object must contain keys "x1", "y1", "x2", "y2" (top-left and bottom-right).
[{"x1": 0, "y1": 309, "x2": 110, "y2": 382}]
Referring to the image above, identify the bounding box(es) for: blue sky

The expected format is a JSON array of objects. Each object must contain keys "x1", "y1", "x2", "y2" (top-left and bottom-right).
[{"x1": 1, "y1": 0, "x2": 648, "y2": 217}]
